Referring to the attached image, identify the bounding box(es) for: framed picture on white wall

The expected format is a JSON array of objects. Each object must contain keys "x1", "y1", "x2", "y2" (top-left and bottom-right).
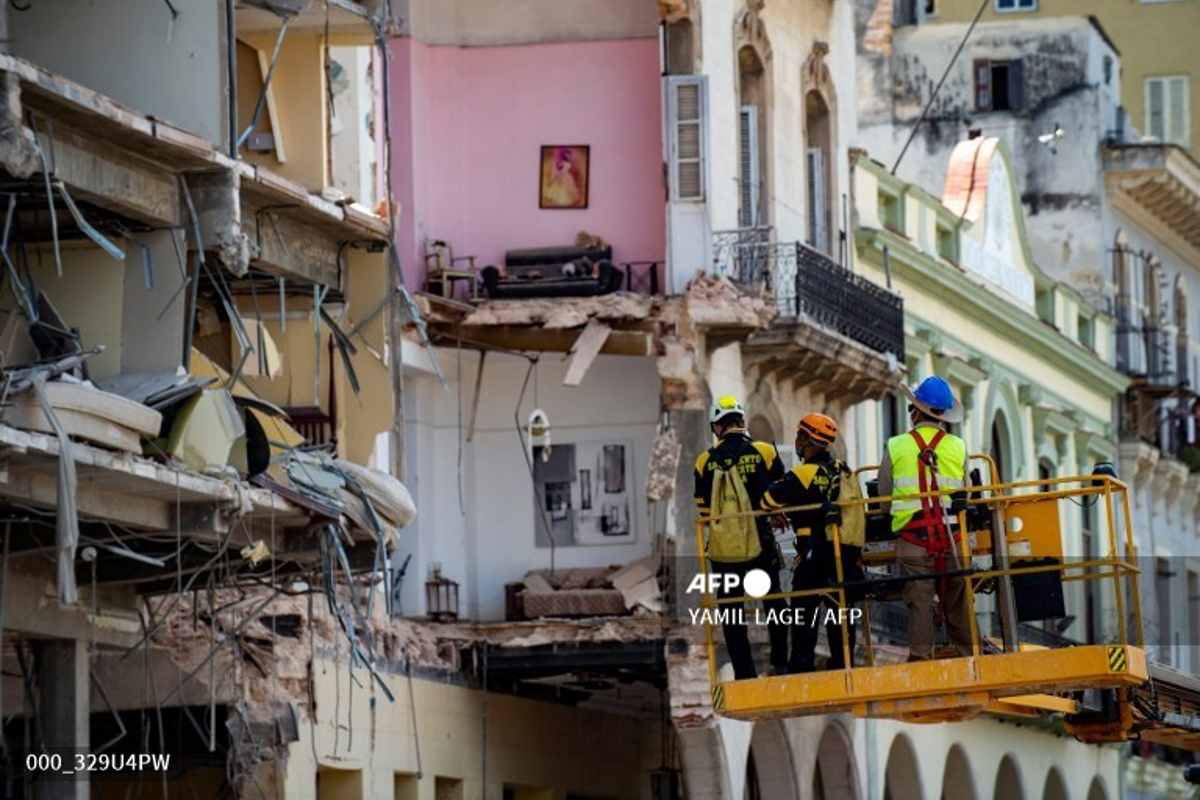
[{"x1": 532, "y1": 440, "x2": 636, "y2": 547}]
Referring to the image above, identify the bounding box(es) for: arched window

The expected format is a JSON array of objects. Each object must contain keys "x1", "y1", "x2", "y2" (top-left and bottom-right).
[
  {"x1": 664, "y1": 16, "x2": 695, "y2": 75},
  {"x1": 941, "y1": 745, "x2": 976, "y2": 800},
  {"x1": 806, "y1": 90, "x2": 832, "y2": 255},
  {"x1": 1145, "y1": 257, "x2": 1166, "y2": 378},
  {"x1": 883, "y1": 735, "x2": 922, "y2": 800},
  {"x1": 745, "y1": 750, "x2": 761, "y2": 800},
  {"x1": 1042, "y1": 768, "x2": 1068, "y2": 800},
  {"x1": 993, "y1": 755, "x2": 1024, "y2": 800},
  {"x1": 813, "y1": 723, "x2": 858, "y2": 800},
  {"x1": 1175, "y1": 275, "x2": 1189, "y2": 386},
  {"x1": 991, "y1": 414, "x2": 1011, "y2": 483},
  {"x1": 1114, "y1": 231, "x2": 1133, "y2": 372},
  {"x1": 738, "y1": 46, "x2": 768, "y2": 228},
  {"x1": 749, "y1": 721, "x2": 800, "y2": 800}
]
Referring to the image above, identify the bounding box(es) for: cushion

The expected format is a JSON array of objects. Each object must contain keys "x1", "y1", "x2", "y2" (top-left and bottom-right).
[
  {"x1": 559, "y1": 570, "x2": 594, "y2": 591},
  {"x1": 523, "y1": 573, "x2": 555, "y2": 593}
]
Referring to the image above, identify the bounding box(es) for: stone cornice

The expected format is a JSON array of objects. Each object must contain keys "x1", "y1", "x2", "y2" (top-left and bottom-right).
[{"x1": 858, "y1": 227, "x2": 1129, "y2": 400}]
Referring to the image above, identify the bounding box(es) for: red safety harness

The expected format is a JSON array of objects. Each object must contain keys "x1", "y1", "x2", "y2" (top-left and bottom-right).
[{"x1": 899, "y1": 429, "x2": 959, "y2": 601}]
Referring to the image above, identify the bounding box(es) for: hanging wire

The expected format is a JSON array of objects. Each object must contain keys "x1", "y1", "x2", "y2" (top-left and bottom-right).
[{"x1": 514, "y1": 356, "x2": 556, "y2": 573}]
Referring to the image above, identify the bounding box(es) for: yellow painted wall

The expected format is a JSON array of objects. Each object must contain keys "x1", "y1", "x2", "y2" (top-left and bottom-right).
[
  {"x1": 25, "y1": 242, "x2": 125, "y2": 380},
  {"x1": 268, "y1": 663, "x2": 662, "y2": 800},
  {"x1": 930, "y1": 0, "x2": 1200, "y2": 158},
  {"x1": 232, "y1": 249, "x2": 391, "y2": 468},
  {"x1": 240, "y1": 32, "x2": 330, "y2": 191}
]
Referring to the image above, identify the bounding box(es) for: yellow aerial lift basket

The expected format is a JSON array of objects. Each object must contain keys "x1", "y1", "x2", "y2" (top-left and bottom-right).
[{"x1": 693, "y1": 456, "x2": 1159, "y2": 741}]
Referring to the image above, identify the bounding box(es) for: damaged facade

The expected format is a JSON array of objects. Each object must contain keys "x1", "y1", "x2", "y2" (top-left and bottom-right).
[
  {"x1": 0, "y1": 2, "x2": 422, "y2": 798},
  {"x1": 855, "y1": 2, "x2": 1200, "y2": 795},
  {"x1": 4, "y1": 1, "x2": 1194, "y2": 800}
]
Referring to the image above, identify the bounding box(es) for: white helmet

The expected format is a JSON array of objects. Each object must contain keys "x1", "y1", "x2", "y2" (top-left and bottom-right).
[{"x1": 710, "y1": 394, "x2": 746, "y2": 424}]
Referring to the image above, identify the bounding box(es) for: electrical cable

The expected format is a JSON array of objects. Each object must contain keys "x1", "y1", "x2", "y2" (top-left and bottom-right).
[
  {"x1": 513, "y1": 356, "x2": 557, "y2": 573},
  {"x1": 891, "y1": 0, "x2": 990, "y2": 175}
]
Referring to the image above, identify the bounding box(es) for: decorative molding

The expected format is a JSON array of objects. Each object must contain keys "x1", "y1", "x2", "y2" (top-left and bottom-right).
[
  {"x1": 1018, "y1": 384, "x2": 1042, "y2": 406},
  {"x1": 735, "y1": 1, "x2": 772, "y2": 62},
  {"x1": 1119, "y1": 440, "x2": 1160, "y2": 493},
  {"x1": 1074, "y1": 428, "x2": 1115, "y2": 470},
  {"x1": 1183, "y1": 474, "x2": 1200, "y2": 534},
  {"x1": 1154, "y1": 458, "x2": 1188, "y2": 513},
  {"x1": 914, "y1": 328, "x2": 944, "y2": 354},
  {"x1": 1033, "y1": 406, "x2": 1075, "y2": 441},
  {"x1": 802, "y1": 40, "x2": 833, "y2": 103}
]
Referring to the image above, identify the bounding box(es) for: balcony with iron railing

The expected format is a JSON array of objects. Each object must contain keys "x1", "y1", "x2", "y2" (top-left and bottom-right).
[{"x1": 713, "y1": 228, "x2": 905, "y2": 361}]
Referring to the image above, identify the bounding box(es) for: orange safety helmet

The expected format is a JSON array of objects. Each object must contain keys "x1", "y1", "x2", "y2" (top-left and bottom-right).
[{"x1": 796, "y1": 413, "x2": 837, "y2": 447}]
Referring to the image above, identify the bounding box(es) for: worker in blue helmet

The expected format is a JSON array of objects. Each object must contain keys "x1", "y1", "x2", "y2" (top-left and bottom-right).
[{"x1": 878, "y1": 376, "x2": 974, "y2": 660}]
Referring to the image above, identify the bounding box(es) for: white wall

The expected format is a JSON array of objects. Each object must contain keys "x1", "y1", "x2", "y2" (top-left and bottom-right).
[
  {"x1": 10, "y1": 0, "x2": 226, "y2": 148},
  {"x1": 870, "y1": 718, "x2": 1121, "y2": 800},
  {"x1": 399, "y1": 350, "x2": 660, "y2": 621}
]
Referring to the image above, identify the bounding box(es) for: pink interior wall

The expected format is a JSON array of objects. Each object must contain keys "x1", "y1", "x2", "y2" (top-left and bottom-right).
[{"x1": 390, "y1": 38, "x2": 665, "y2": 287}]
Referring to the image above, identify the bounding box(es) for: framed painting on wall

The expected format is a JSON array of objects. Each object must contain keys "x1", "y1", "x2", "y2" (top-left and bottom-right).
[{"x1": 539, "y1": 145, "x2": 590, "y2": 209}]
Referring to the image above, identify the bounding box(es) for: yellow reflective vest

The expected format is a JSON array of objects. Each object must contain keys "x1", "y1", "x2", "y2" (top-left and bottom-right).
[{"x1": 886, "y1": 424, "x2": 966, "y2": 534}]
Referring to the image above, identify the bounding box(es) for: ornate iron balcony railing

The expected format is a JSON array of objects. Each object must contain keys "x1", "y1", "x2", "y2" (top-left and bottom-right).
[
  {"x1": 711, "y1": 232, "x2": 904, "y2": 359},
  {"x1": 781, "y1": 241, "x2": 905, "y2": 358}
]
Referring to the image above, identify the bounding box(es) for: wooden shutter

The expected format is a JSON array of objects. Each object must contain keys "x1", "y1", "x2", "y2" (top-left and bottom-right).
[
  {"x1": 1007, "y1": 59, "x2": 1025, "y2": 110},
  {"x1": 974, "y1": 60, "x2": 992, "y2": 111},
  {"x1": 667, "y1": 76, "x2": 707, "y2": 201},
  {"x1": 1147, "y1": 78, "x2": 1166, "y2": 141},
  {"x1": 1168, "y1": 76, "x2": 1190, "y2": 146},
  {"x1": 739, "y1": 106, "x2": 759, "y2": 227},
  {"x1": 806, "y1": 148, "x2": 828, "y2": 254}
]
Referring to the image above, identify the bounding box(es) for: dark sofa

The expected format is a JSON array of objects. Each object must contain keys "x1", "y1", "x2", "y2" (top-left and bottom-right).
[{"x1": 481, "y1": 245, "x2": 624, "y2": 299}]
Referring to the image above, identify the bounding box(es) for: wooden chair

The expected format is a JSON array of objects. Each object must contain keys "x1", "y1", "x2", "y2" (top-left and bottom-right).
[{"x1": 424, "y1": 239, "x2": 479, "y2": 300}]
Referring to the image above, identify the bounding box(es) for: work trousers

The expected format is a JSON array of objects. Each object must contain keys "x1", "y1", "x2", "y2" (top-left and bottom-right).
[
  {"x1": 713, "y1": 549, "x2": 788, "y2": 679},
  {"x1": 898, "y1": 537, "x2": 973, "y2": 660},
  {"x1": 790, "y1": 542, "x2": 861, "y2": 673}
]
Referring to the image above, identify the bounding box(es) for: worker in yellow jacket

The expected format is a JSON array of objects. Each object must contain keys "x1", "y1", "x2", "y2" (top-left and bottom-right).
[
  {"x1": 878, "y1": 376, "x2": 973, "y2": 661},
  {"x1": 762, "y1": 413, "x2": 863, "y2": 673}
]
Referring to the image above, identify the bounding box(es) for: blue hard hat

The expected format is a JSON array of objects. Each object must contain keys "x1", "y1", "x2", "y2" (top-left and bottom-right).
[
  {"x1": 914, "y1": 376, "x2": 954, "y2": 409},
  {"x1": 902, "y1": 375, "x2": 964, "y2": 423}
]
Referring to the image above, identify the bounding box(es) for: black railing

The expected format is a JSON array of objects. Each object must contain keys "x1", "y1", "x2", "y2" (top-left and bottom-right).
[
  {"x1": 711, "y1": 232, "x2": 904, "y2": 359},
  {"x1": 783, "y1": 242, "x2": 905, "y2": 358}
]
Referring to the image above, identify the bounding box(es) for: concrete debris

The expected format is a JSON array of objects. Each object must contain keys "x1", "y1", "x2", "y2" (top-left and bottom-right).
[
  {"x1": 683, "y1": 274, "x2": 776, "y2": 328},
  {"x1": 657, "y1": 336, "x2": 705, "y2": 410},
  {"x1": 152, "y1": 589, "x2": 454, "y2": 718},
  {"x1": 459, "y1": 293, "x2": 660, "y2": 329},
  {"x1": 0, "y1": 72, "x2": 40, "y2": 179},
  {"x1": 645, "y1": 430, "x2": 681, "y2": 501},
  {"x1": 667, "y1": 634, "x2": 718, "y2": 727},
  {"x1": 433, "y1": 617, "x2": 666, "y2": 650}
]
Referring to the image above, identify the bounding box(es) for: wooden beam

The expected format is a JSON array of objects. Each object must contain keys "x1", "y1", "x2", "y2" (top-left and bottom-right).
[{"x1": 563, "y1": 320, "x2": 612, "y2": 386}]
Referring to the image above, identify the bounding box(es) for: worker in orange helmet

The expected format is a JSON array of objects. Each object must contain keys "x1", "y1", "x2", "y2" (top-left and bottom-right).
[{"x1": 762, "y1": 413, "x2": 863, "y2": 673}]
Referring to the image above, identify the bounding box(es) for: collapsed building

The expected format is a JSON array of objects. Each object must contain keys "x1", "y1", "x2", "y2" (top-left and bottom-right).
[{"x1": 0, "y1": 2, "x2": 425, "y2": 798}]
